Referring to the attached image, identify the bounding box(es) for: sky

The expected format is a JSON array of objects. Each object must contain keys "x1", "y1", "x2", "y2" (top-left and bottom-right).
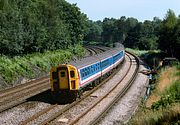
[{"x1": 66, "y1": 0, "x2": 180, "y2": 22}]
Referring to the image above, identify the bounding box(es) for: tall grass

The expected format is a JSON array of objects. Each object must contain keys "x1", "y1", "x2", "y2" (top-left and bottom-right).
[
  {"x1": 125, "y1": 48, "x2": 160, "y2": 57},
  {"x1": 129, "y1": 64, "x2": 180, "y2": 125},
  {"x1": 0, "y1": 45, "x2": 85, "y2": 84}
]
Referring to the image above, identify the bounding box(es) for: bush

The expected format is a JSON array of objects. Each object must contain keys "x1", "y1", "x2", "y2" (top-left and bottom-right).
[
  {"x1": 0, "y1": 0, "x2": 88, "y2": 56},
  {"x1": 0, "y1": 45, "x2": 85, "y2": 84}
]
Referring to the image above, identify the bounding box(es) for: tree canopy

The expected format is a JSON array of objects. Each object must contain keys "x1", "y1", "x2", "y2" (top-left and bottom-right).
[
  {"x1": 84, "y1": 9, "x2": 180, "y2": 59},
  {"x1": 0, "y1": 0, "x2": 88, "y2": 56},
  {"x1": 0, "y1": 1, "x2": 179, "y2": 60}
]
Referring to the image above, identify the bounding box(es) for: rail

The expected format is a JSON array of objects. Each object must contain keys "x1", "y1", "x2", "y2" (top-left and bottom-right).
[
  {"x1": 0, "y1": 47, "x2": 104, "y2": 113},
  {"x1": 20, "y1": 52, "x2": 135, "y2": 125},
  {"x1": 68, "y1": 51, "x2": 139, "y2": 125}
]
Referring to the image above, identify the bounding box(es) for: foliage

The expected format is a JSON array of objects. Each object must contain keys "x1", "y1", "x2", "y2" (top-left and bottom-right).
[
  {"x1": 84, "y1": 17, "x2": 159, "y2": 50},
  {"x1": 0, "y1": 45, "x2": 85, "y2": 83},
  {"x1": 84, "y1": 17, "x2": 139, "y2": 47},
  {"x1": 0, "y1": 0, "x2": 88, "y2": 56},
  {"x1": 125, "y1": 48, "x2": 160, "y2": 57},
  {"x1": 158, "y1": 9, "x2": 180, "y2": 59},
  {"x1": 124, "y1": 20, "x2": 159, "y2": 50},
  {"x1": 84, "y1": 20, "x2": 103, "y2": 43},
  {"x1": 151, "y1": 64, "x2": 180, "y2": 110},
  {"x1": 151, "y1": 79, "x2": 180, "y2": 110},
  {"x1": 129, "y1": 65, "x2": 180, "y2": 125},
  {"x1": 85, "y1": 10, "x2": 180, "y2": 60},
  {"x1": 130, "y1": 104, "x2": 180, "y2": 125}
]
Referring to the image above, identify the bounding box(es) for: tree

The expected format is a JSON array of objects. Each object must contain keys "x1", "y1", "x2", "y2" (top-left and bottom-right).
[
  {"x1": 0, "y1": 0, "x2": 88, "y2": 56},
  {"x1": 158, "y1": 9, "x2": 178, "y2": 57},
  {"x1": 84, "y1": 20, "x2": 103, "y2": 43}
]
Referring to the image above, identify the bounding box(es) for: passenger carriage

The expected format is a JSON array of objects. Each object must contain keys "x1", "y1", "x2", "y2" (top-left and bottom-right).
[{"x1": 50, "y1": 45, "x2": 125, "y2": 102}]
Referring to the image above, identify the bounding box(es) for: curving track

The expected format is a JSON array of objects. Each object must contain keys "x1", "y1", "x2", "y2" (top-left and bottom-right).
[
  {"x1": 0, "y1": 76, "x2": 49, "y2": 113},
  {"x1": 18, "y1": 51, "x2": 139, "y2": 125},
  {"x1": 0, "y1": 47, "x2": 104, "y2": 113}
]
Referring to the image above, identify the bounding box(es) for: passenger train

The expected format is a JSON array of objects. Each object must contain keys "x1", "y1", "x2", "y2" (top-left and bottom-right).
[{"x1": 50, "y1": 44, "x2": 125, "y2": 101}]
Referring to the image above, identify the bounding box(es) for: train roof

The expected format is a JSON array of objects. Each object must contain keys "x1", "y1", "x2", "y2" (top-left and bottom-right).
[{"x1": 69, "y1": 46, "x2": 124, "y2": 69}]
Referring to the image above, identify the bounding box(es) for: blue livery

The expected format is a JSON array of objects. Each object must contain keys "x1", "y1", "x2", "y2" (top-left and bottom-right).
[{"x1": 79, "y1": 50, "x2": 124, "y2": 85}]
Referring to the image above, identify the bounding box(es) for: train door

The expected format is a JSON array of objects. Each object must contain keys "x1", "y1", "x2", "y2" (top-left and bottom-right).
[
  {"x1": 51, "y1": 68, "x2": 59, "y2": 91},
  {"x1": 68, "y1": 66, "x2": 79, "y2": 90},
  {"x1": 58, "y1": 67, "x2": 69, "y2": 89}
]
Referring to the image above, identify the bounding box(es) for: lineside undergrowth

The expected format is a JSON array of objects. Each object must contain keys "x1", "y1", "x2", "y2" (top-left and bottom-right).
[
  {"x1": 129, "y1": 64, "x2": 180, "y2": 125},
  {"x1": 0, "y1": 44, "x2": 85, "y2": 89}
]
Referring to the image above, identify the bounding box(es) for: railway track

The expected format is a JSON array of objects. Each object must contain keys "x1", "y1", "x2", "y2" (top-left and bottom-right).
[
  {"x1": 0, "y1": 47, "x2": 104, "y2": 113},
  {"x1": 19, "y1": 52, "x2": 139, "y2": 125},
  {"x1": 73, "y1": 52, "x2": 140, "y2": 125},
  {"x1": 85, "y1": 46, "x2": 104, "y2": 56},
  {"x1": 68, "y1": 52, "x2": 139, "y2": 125},
  {"x1": 0, "y1": 76, "x2": 50, "y2": 113}
]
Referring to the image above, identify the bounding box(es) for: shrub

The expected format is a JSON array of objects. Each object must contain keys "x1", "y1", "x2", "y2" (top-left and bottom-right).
[{"x1": 0, "y1": 45, "x2": 85, "y2": 84}]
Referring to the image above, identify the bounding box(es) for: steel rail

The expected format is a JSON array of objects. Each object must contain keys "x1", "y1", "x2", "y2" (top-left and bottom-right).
[
  {"x1": 0, "y1": 47, "x2": 103, "y2": 113},
  {"x1": 0, "y1": 78, "x2": 49, "y2": 102},
  {"x1": 0, "y1": 76, "x2": 48, "y2": 97},
  {"x1": 21, "y1": 54, "x2": 127, "y2": 125},
  {"x1": 68, "y1": 52, "x2": 137, "y2": 125},
  {"x1": 0, "y1": 82, "x2": 50, "y2": 112},
  {"x1": 28, "y1": 54, "x2": 128, "y2": 125},
  {"x1": 88, "y1": 51, "x2": 140, "y2": 125}
]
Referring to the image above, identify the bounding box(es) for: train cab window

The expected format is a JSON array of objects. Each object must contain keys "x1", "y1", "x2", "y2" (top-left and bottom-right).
[
  {"x1": 60, "y1": 71, "x2": 65, "y2": 77},
  {"x1": 70, "y1": 71, "x2": 75, "y2": 78}
]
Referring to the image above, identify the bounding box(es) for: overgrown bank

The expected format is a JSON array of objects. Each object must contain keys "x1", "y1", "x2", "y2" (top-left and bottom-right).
[
  {"x1": 0, "y1": 45, "x2": 85, "y2": 89},
  {"x1": 129, "y1": 64, "x2": 180, "y2": 125}
]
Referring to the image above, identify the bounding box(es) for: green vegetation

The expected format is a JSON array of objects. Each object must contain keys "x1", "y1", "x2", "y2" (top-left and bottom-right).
[
  {"x1": 85, "y1": 9, "x2": 180, "y2": 60},
  {"x1": 130, "y1": 104, "x2": 180, "y2": 125},
  {"x1": 0, "y1": 45, "x2": 85, "y2": 84},
  {"x1": 151, "y1": 66, "x2": 180, "y2": 110},
  {"x1": 129, "y1": 64, "x2": 180, "y2": 125},
  {"x1": 0, "y1": 0, "x2": 180, "y2": 92},
  {"x1": 126, "y1": 48, "x2": 151, "y2": 57},
  {"x1": 125, "y1": 48, "x2": 163, "y2": 68},
  {"x1": 0, "y1": 0, "x2": 88, "y2": 56},
  {"x1": 151, "y1": 80, "x2": 180, "y2": 110},
  {"x1": 0, "y1": 0, "x2": 88, "y2": 87}
]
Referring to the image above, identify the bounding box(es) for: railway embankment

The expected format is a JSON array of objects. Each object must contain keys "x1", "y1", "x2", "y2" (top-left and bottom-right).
[
  {"x1": 129, "y1": 65, "x2": 180, "y2": 125},
  {"x1": 0, "y1": 45, "x2": 85, "y2": 90},
  {"x1": 126, "y1": 48, "x2": 180, "y2": 125}
]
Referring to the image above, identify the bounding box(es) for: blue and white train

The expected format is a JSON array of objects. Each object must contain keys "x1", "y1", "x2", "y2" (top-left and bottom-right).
[{"x1": 50, "y1": 45, "x2": 125, "y2": 100}]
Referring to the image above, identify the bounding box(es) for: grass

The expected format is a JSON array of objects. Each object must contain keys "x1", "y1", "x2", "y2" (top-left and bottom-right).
[
  {"x1": 130, "y1": 103, "x2": 180, "y2": 125},
  {"x1": 125, "y1": 48, "x2": 160, "y2": 57},
  {"x1": 129, "y1": 64, "x2": 180, "y2": 125},
  {"x1": 0, "y1": 44, "x2": 85, "y2": 85},
  {"x1": 125, "y1": 48, "x2": 149, "y2": 56}
]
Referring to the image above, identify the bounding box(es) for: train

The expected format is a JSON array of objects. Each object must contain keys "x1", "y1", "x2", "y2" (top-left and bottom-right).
[{"x1": 50, "y1": 44, "x2": 125, "y2": 102}]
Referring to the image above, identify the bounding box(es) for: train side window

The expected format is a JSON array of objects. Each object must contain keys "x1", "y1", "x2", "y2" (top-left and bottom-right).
[
  {"x1": 85, "y1": 72, "x2": 87, "y2": 76},
  {"x1": 60, "y1": 72, "x2": 65, "y2": 77},
  {"x1": 70, "y1": 71, "x2": 75, "y2": 78},
  {"x1": 91, "y1": 66, "x2": 93, "y2": 72}
]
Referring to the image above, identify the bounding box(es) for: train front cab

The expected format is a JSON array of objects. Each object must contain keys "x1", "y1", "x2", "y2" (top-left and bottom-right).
[{"x1": 50, "y1": 64, "x2": 79, "y2": 101}]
